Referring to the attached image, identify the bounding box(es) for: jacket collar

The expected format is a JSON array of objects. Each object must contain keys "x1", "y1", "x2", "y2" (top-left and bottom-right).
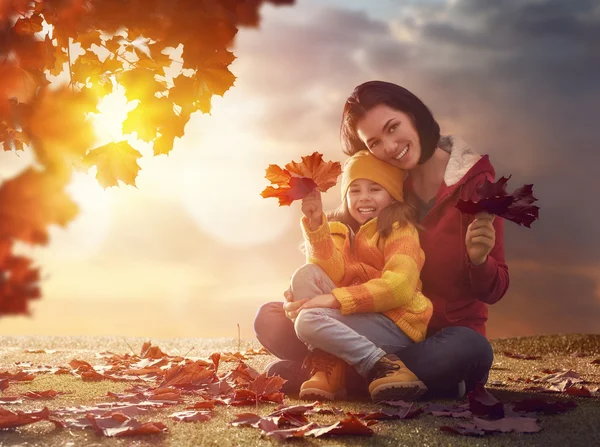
[{"x1": 439, "y1": 135, "x2": 482, "y2": 187}]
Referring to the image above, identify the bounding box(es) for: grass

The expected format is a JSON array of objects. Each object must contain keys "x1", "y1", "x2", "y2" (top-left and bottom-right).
[{"x1": 0, "y1": 333, "x2": 599, "y2": 446}]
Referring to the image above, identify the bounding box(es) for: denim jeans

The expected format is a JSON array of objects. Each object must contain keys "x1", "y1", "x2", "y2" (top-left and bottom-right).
[
  {"x1": 254, "y1": 301, "x2": 494, "y2": 397},
  {"x1": 291, "y1": 265, "x2": 414, "y2": 377}
]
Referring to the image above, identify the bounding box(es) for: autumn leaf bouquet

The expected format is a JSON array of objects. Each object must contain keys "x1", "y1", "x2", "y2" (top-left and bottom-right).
[
  {"x1": 260, "y1": 152, "x2": 342, "y2": 206},
  {"x1": 456, "y1": 176, "x2": 539, "y2": 227}
]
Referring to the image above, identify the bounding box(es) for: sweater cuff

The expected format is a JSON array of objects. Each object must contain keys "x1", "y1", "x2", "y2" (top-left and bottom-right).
[
  {"x1": 301, "y1": 213, "x2": 330, "y2": 243},
  {"x1": 332, "y1": 287, "x2": 360, "y2": 315}
]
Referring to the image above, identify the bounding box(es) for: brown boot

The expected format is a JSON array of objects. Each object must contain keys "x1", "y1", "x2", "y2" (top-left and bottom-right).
[
  {"x1": 367, "y1": 354, "x2": 427, "y2": 402},
  {"x1": 299, "y1": 351, "x2": 346, "y2": 401}
]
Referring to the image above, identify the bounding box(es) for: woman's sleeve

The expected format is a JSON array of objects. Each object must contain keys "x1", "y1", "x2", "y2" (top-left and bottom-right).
[
  {"x1": 301, "y1": 213, "x2": 345, "y2": 284},
  {"x1": 463, "y1": 172, "x2": 510, "y2": 304},
  {"x1": 332, "y1": 224, "x2": 424, "y2": 314}
]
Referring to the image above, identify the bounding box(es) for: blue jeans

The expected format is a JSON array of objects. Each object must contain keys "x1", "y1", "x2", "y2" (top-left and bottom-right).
[
  {"x1": 292, "y1": 263, "x2": 413, "y2": 377},
  {"x1": 254, "y1": 301, "x2": 493, "y2": 397}
]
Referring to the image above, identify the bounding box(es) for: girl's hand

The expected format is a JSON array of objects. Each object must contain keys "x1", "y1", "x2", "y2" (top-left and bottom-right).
[
  {"x1": 283, "y1": 288, "x2": 307, "y2": 321},
  {"x1": 466, "y1": 212, "x2": 496, "y2": 266},
  {"x1": 301, "y1": 190, "x2": 323, "y2": 231},
  {"x1": 298, "y1": 294, "x2": 341, "y2": 311}
]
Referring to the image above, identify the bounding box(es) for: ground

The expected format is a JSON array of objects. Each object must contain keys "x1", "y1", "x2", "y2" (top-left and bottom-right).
[{"x1": 0, "y1": 333, "x2": 599, "y2": 446}]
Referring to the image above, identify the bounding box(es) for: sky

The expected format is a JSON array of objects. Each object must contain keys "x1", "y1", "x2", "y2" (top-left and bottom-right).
[{"x1": 1, "y1": 0, "x2": 599, "y2": 340}]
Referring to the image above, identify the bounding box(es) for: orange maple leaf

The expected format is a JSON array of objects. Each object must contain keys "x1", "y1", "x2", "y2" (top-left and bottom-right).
[
  {"x1": 81, "y1": 141, "x2": 142, "y2": 188},
  {"x1": 261, "y1": 152, "x2": 341, "y2": 206},
  {"x1": 0, "y1": 168, "x2": 79, "y2": 244}
]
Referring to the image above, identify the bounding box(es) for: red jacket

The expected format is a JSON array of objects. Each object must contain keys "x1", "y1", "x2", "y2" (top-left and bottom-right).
[{"x1": 405, "y1": 137, "x2": 509, "y2": 338}]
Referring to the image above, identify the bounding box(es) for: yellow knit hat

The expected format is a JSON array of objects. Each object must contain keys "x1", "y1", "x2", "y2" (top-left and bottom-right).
[{"x1": 340, "y1": 150, "x2": 405, "y2": 202}]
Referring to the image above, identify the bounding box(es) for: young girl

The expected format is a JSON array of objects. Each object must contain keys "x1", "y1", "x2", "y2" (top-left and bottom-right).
[{"x1": 290, "y1": 150, "x2": 432, "y2": 403}]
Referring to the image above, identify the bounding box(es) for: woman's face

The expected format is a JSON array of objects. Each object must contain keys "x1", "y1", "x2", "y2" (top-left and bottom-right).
[
  {"x1": 346, "y1": 179, "x2": 394, "y2": 225},
  {"x1": 356, "y1": 104, "x2": 422, "y2": 170}
]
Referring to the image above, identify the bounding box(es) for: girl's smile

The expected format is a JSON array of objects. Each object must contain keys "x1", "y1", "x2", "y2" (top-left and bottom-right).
[{"x1": 347, "y1": 178, "x2": 394, "y2": 225}]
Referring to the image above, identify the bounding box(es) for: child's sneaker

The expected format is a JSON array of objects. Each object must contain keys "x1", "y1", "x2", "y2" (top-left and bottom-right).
[
  {"x1": 367, "y1": 354, "x2": 427, "y2": 402},
  {"x1": 299, "y1": 351, "x2": 346, "y2": 401}
]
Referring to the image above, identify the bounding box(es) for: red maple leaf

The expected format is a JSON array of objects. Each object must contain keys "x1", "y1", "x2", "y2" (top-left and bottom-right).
[
  {"x1": 503, "y1": 351, "x2": 542, "y2": 360},
  {"x1": 261, "y1": 152, "x2": 342, "y2": 206},
  {"x1": 467, "y1": 382, "x2": 504, "y2": 419},
  {"x1": 456, "y1": 176, "x2": 539, "y2": 227}
]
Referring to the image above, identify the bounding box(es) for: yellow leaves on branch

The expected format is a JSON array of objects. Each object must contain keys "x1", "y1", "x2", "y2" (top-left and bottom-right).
[
  {"x1": 0, "y1": 0, "x2": 296, "y2": 316},
  {"x1": 24, "y1": 88, "x2": 95, "y2": 165},
  {"x1": 81, "y1": 141, "x2": 142, "y2": 188}
]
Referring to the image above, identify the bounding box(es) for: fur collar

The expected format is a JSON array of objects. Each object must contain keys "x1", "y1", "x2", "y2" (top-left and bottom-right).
[{"x1": 440, "y1": 135, "x2": 482, "y2": 187}]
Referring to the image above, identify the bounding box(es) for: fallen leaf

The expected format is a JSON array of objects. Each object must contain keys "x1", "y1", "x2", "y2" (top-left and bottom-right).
[
  {"x1": 468, "y1": 382, "x2": 504, "y2": 419},
  {"x1": 502, "y1": 351, "x2": 542, "y2": 360},
  {"x1": 23, "y1": 390, "x2": 68, "y2": 399},
  {"x1": 0, "y1": 370, "x2": 35, "y2": 382},
  {"x1": 159, "y1": 361, "x2": 217, "y2": 390},
  {"x1": 0, "y1": 407, "x2": 63, "y2": 429},
  {"x1": 305, "y1": 415, "x2": 374, "y2": 437},
  {"x1": 0, "y1": 396, "x2": 23, "y2": 404},
  {"x1": 229, "y1": 412, "x2": 262, "y2": 427},
  {"x1": 68, "y1": 412, "x2": 168, "y2": 437},
  {"x1": 140, "y1": 342, "x2": 168, "y2": 359},
  {"x1": 566, "y1": 386, "x2": 593, "y2": 397},
  {"x1": 169, "y1": 410, "x2": 212, "y2": 422}
]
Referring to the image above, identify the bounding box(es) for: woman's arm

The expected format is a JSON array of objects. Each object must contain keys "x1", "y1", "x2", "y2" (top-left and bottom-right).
[
  {"x1": 332, "y1": 223, "x2": 425, "y2": 314},
  {"x1": 463, "y1": 173, "x2": 510, "y2": 304}
]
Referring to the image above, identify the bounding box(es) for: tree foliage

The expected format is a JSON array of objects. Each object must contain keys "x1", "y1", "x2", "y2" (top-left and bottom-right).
[{"x1": 0, "y1": 0, "x2": 294, "y2": 316}]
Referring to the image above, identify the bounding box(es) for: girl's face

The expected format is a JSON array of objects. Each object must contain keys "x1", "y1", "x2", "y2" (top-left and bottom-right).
[
  {"x1": 356, "y1": 104, "x2": 422, "y2": 170},
  {"x1": 346, "y1": 179, "x2": 394, "y2": 225}
]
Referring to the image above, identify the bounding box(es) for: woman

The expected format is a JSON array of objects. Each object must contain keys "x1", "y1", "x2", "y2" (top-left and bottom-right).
[{"x1": 254, "y1": 80, "x2": 509, "y2": 399}]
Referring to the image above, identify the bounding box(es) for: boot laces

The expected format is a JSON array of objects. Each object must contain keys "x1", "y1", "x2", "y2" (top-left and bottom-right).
[
  {"x1": 371, "y1": 355, "x2": 402, "y2": 379},
  {"x1": 304, "y1": 352, "x2": 336, "y2": 377}
]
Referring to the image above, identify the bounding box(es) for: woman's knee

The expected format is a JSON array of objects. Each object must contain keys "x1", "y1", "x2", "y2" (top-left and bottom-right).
[
  {"x1": 254, "y1": 302, "x2": 285, "y2": 338},
  {"x1": 443, "y1": 326, "x2": 494, "y2": 367}
]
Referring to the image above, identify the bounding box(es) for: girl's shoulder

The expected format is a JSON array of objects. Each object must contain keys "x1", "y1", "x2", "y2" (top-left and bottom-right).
[
  {"x1": 388, "y1": 221, "x2": 419, "y2": 238},
  {"x1": 329, "y1": 221, "x2": 350, "y2": 237}
]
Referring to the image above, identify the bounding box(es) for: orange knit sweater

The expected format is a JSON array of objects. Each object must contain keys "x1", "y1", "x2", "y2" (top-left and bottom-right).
[{"x1": 301, "y1": 214, "x2": 433, "y2": 342}]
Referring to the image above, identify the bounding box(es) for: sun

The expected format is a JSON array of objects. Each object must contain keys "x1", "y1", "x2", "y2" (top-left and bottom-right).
[{"x1": 88, "y1": 87, "x2": 137, "y2": 145}]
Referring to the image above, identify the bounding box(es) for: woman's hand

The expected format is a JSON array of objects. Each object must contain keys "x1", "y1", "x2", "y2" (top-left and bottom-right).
[
  {"x1": 466, "y1": 212, "x2": 496, "y2": 266},
  {"x1": 298, "y1": 294, "x2": 341, "y2": 311},
  {"x1": 282, "y1": 288, "x2": 307, "y2": 321},
  {"x1": 301, "y1": 190, "x2": 323, "y2": 231}
]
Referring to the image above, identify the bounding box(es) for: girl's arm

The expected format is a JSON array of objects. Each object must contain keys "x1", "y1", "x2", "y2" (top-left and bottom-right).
[
  {"x1": 300, "y1": 190, "x2": 345, "y2": 284},
  {"x1": 301, "y1": 213, "x2": 345, "y2": 285},
  {"x1": 332, "y1": 223, "x2": 424, "y2": 314},
  {"x1": 462, "y1": 172, "x2": 510, "y2": 304}
]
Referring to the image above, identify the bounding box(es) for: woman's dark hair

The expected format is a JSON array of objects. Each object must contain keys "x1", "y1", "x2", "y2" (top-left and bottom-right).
[
  {"x1": 340, "y1": 81, "x2": 441, "y2": 164},
  {"x1": 327, "y1": 197, "x2": 422, "y2": 238}
]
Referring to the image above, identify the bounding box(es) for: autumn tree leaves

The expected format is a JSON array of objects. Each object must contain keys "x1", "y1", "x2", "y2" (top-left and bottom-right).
[{"x1": 0, "y1": 0, "x2": 294, "y2": 316}]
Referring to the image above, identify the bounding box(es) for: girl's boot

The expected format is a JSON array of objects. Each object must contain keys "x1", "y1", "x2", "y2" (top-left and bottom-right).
[{"x1": 299, "y1": 350, "x2": 346, "y2": 401}]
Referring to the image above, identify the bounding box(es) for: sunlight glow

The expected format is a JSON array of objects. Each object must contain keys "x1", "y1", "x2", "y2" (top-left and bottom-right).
[
  {"x1": 89, "y1": 88, "x2": 136, "y2": 145},
  {"x1": 42, "y1": 171, "x2": 113, "y2": 261}
]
